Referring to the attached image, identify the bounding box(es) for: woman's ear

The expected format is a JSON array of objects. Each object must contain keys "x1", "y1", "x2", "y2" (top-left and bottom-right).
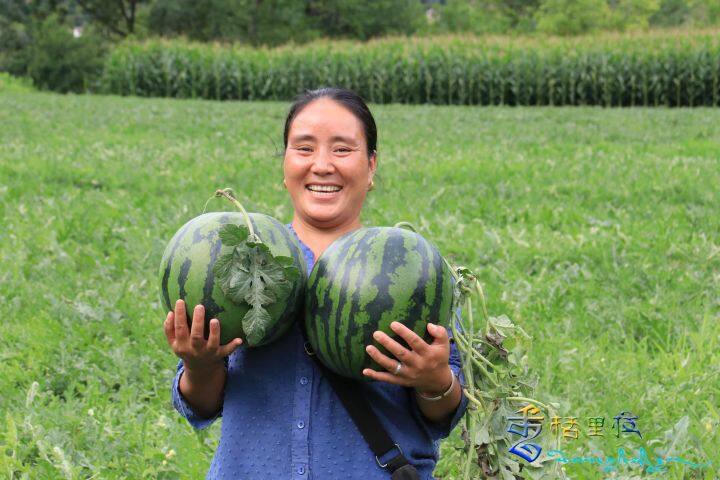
[{"x1": 368, "y1": 150, "x2": 377, "y2": 180}]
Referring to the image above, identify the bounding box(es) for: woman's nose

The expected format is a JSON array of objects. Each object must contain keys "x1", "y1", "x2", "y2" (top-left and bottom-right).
[{"x1": 310, "y1": 149, "x2": 335, "y2": 174}]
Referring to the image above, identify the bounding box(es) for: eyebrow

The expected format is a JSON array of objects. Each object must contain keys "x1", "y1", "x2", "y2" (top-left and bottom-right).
[{"x1": 289, "y1": 134, "x2": 359, "y2": 145}]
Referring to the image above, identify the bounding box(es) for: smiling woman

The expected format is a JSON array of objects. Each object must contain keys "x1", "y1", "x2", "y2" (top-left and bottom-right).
[
  {"x1": 283, "y1": 91, "x2": 377, "y2": 256},
  {"x1": 164, "y1": 87, "x2": 469, "y2": 480}
]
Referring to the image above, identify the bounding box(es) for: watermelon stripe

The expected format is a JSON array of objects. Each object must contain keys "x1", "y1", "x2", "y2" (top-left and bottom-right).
[
  {"x1": 334, "y1": 228, "x2": 379, "y2": 375},
  {"x1": 177, "y1": 258, "x2": 192, "y2": 300},
  {"x1": 430, "y1": 240, "x2": 447, "y2": 330},
  {"x1": 360, "y1": 230, "x2": 410, "y2": 372},
  {"x1": 201, "y1": 230, "x2": 225, "y2": 324},
  {"x1": 161, "y1": 219, "x2": 196, "y2": 311},
  {"x1": 304, "y1": 226, "x2": 453, "y2": 379},
  {"x1": 407, "y1": 232, "x2": 432, "y2": 344}
]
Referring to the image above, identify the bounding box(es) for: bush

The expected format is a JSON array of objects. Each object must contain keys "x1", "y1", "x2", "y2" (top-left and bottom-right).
[
  {"x1": 0, "y1": 18, "x2": 33, "y2": 76},
  {"x1": 0, "y1": 72, "x2": 35, "y2": 93},
  {"x1": 26, "y1": 14, "x2": 107, "y2": 93}
]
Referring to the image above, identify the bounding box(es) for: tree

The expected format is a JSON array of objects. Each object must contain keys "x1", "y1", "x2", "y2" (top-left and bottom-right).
[
  {"x1": 432, "y1": 0, "x2": 513, "y2": 34},
  {"x1": 534, "y1": 0, "x2": 611, "y2": 34},
  {"x1": 148, "y1": 0, "x2": 318, "y2": 45},
  {"x1": 607, "y1": 0, "x2": 660, "y2": 30},
  {"x1": 307, "y1": 0, "x2": 425, "y2": 40},
  {"x1": 26, "y1": 13, "x2": 106, "y2": 91},
  {"x1": 75, "y1": 0, "x2": 148, "y2": 36}
]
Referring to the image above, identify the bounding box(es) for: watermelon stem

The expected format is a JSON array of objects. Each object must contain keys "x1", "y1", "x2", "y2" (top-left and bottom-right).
[
  {"x1": 213, "y1": 188, "x2": 259, "y2": 241},
  {"x1": 506, "y1": 396, "x2": 550, "y2": 411},
  {"x1": 453, "y1": 333, "x2": 500, "y2": 385},
  {"x1": 461, "y1": 388, "x2": 484, "y2": 408},
  {"x1": 393, "y1": 221, "x2": 418, "y2": 232},
  {"x1": 472, "y1": 280, "x2": 491, "y2": 337},
  {"x1": 462, "y1": 294, "x2": 478, "y2": 480}
]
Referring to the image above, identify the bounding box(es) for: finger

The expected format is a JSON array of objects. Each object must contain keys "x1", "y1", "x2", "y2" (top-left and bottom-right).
[
  {"x1": 218, "y1": 337, "x2": 243, "y2": 358},
  {"x1": 362, "y1": 368, "x2": 410, "y2": 387},
  {"x1": 372, "y1": 330, "x2": 418, "y2": 366},
  {"x1": 164, "y1": 311, "x2": 176, "y2": 346},
  {"x1": 427, "y1": 323, "x2": 450, "y2": 346},
  {"x1": 207, "y1": 318, "x2": 220, "y2": 350},
  {"x1": 365, "y1": 343, "x2": 402, "y2": 373},
  {"x1": 390, "y1": 321, "x2": 429, "y2": 355},
  {"x1": 174, "y1": 299, "x2": 188, "y2": 340},
  {"x1": 190, "y1": 304, "x2": 205, "y2": 347}
]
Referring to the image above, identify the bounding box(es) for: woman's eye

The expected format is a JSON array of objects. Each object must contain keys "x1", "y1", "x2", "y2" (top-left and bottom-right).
[
  {"x1": 335, "y1": 147, "x2": 351, "y2": 153},
  {"x1": 296, "y1": 147, "x2": 312, "y2": 152}
]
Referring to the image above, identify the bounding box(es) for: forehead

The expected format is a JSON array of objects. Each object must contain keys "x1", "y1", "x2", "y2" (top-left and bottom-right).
[{"x1": 288, "y1": 98, "x2": 364, "y2": 143}]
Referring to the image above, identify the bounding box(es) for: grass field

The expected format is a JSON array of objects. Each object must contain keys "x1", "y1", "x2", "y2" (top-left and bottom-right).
[{"x1": 1, "y1": 84, "x2": 718, "y2": 479}]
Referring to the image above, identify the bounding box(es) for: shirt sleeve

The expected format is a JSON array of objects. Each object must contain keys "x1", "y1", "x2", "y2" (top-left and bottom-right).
[
  {"x1": 171, "y1": 358, "x2": 225, "y2": 430},
  {"x1": 408, "y1": 309, "x2": 470, "y2": 442}
]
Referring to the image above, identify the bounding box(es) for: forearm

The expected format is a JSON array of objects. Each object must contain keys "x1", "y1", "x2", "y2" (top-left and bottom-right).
[
  {"x1": 415, "y1": 371, "x2": 462, "y2": 423},
  {"x1": 178, "y1": 363, "x2": 227, "y2": 419}
]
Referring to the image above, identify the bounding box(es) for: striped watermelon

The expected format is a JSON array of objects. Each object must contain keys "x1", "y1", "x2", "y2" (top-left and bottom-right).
[
  {"x1": 159, "y1": 211, "x2": 306, "y2": 346},
  {"x1": 304, "y1": 227, "x2": 454, "y2": 380}
]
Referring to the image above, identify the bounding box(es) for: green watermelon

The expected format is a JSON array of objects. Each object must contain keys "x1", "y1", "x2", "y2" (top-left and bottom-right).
[
  {"x1": 159, "y1": 211, "x2": 306, "y2": 346},
  {"x1": 304, "y1": 226, "x2": 454, "y2": 380}
]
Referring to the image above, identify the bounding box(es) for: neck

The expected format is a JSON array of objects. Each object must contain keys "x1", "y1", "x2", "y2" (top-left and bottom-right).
[{"x1": 291, "y1": 215, "x2": 361, "y2": 259}]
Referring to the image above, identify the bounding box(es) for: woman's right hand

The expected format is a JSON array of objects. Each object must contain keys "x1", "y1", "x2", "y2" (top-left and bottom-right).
[{"x1": 163, "y1": 299, "x2": 243, "y2": 372}]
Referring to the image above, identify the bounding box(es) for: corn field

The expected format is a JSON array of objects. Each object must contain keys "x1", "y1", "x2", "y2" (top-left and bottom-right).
[{"x1": 99, "y1": 31, "x2": 720, "y2": 106}]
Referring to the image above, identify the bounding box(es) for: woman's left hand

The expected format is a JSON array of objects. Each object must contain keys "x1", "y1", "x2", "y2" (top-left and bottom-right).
[{"x1": 363, "y1": 321, "x2": 454, "y2": 395}]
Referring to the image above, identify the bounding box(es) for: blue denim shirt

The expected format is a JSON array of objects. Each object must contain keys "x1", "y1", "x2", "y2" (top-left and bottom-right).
[{"x1": 171, "y1": 224, "x2": 469, "y2": 479}]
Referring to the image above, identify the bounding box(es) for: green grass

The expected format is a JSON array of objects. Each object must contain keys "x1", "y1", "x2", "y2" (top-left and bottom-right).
[{"x1": 0, "y1": 89, "x2": 718, "y2": 479}]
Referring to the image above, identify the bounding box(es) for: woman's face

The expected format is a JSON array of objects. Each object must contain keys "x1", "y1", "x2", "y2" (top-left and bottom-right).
[{"x1": 284, "y1": 98, "x2": 376, "y2": 229}]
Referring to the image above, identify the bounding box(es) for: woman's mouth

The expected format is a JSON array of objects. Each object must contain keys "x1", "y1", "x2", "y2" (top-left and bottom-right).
[{"x1": 306, "y1": 184, "x2": 342, "y2": 198}]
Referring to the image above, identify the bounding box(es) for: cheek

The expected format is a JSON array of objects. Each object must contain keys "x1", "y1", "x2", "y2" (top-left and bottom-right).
[
  {"x1": 342, "y1": 163, "x2": 370, "y2": 190},
  {"x1": 283, "y1": 157, "x2": 306, "y2": 181}
]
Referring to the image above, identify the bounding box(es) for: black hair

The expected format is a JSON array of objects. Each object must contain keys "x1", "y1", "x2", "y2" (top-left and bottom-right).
[{"x1": 282, "y1": 87, "x2": 377, "y2": 160}]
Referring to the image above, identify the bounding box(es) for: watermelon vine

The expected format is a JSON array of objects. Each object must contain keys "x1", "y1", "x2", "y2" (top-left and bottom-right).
[{"x1": 393, "y1": 222, "x2": 562, "y2": 480}]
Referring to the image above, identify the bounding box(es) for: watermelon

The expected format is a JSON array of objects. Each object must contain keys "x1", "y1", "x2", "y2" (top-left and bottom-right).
[
  {"x1": 304, "y1": 226, "x2": 454, "y2": 380},
  {"x1": 159, "y1": 211, "x2": 306, "y2": 346}
]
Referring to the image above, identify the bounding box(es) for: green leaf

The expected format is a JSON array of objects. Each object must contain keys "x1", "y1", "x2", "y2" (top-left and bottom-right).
[
  {"x1": 474, "y1": 426, "x2": 491, "y2": 445},
  {"x1": 242, "y1": 305, "x2": 271, "y2": 346},
  {"x1": 218, "y1": 224, "x2": 249, "y2": 246},
  {"x1": 274, "y1": 255, "x2": 295, "y2": 267},
  {"x1": 213, "y1": 222, "x2": 301, "y2": 346}
]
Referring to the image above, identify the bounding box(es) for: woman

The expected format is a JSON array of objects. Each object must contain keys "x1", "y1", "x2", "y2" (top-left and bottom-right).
[{"x1": 163, "y1": 87, "x2": 469, "y2": 479}]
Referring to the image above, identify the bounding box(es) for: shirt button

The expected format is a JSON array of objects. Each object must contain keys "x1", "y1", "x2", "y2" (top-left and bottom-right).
[
  {"x1": 300, "y1": 376, "x2": 308, "y2": 385},
  {"x1": 297, "y1": 420, "x2": 305, "y2": 429},
  {"x1": 297, "y1": 466, "x2": 305, "y2": 475}
]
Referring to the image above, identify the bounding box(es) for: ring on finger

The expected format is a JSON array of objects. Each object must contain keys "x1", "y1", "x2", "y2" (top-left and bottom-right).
[{"x1": 393, "y1": 361, "x2": 403, "y2": 376}]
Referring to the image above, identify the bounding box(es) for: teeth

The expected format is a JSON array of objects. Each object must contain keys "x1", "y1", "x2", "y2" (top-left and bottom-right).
[{"x1": 307, "y1": 185, "x2": 341, "y2": 192}]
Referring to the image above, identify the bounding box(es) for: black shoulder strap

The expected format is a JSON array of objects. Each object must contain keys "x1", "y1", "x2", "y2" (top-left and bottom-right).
[{"x1": 300, "y1": 336, "x2": 421, "y2": 480}]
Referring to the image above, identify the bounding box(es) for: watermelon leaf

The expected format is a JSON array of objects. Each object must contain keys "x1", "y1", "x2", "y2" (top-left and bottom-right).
[
  {"x1": 213, "y1": 223, "x2": 301, "y2": 345},
  {"x1": 242, "y1": 305, "x2": 271, "y2": 346},
  {"x1": 218, "y1": 224, "x2": 249, "y2": 246}
]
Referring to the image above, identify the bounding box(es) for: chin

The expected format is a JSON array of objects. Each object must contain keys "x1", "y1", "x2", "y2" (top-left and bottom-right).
[{"x1": 304, "y1": 207, "x2": 345, "y2": 226}]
